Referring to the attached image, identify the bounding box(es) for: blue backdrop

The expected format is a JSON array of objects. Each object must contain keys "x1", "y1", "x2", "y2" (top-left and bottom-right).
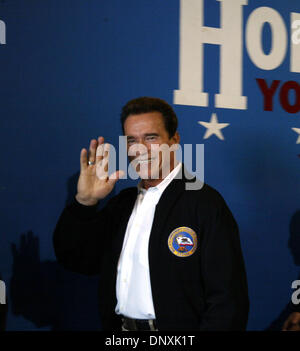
[{"x1": 0, "y1": 0, "x2": 299, "y2": 330}]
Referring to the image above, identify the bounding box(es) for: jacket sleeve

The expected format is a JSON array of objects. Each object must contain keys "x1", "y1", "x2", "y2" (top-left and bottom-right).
[
  {"x1": 53, "y1": 195, "x2": 118, "y2": 276},
  {"x1": 199, "y1": 195, "x2": 249, "y2": 330}
]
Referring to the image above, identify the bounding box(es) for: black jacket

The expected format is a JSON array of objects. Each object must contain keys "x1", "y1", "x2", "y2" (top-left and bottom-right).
[{"x1": 53, "y1": 171, "x2": 249, "y2": 331}]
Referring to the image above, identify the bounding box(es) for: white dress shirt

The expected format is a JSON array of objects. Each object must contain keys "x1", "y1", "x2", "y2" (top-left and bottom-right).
[{"x1": 115, "y1": 162, "x2": 182, "y2": 319}]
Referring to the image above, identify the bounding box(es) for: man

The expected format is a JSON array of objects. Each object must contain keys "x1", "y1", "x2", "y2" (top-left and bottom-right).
[{"x1": 53, "y1": 97, "x2": 249, "y2": 331}]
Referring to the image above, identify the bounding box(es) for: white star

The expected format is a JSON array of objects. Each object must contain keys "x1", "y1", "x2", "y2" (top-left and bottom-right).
[
  {"x1": 292, "y1": 127, "x2": 300, "y2": 144},
  {"x1": 198, "y1": 113, "x2": 230, "y2": 140}
]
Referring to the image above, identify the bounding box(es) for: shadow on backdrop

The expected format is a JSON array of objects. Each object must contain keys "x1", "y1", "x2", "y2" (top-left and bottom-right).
[
  {"x1": 9, "y1": 172, "x2": 115, "y2": 330},
  {"x1": 266, "y1": 210, "x2": 300, "y2": 330}
]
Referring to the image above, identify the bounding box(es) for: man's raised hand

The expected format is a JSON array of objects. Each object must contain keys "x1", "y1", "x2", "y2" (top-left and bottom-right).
[{"x1": 75, "y1": 137, "x2": 124, "y2": 206}]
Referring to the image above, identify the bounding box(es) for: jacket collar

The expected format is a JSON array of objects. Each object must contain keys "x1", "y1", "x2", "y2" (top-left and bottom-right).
[{"x1": 149, "y1": 164, "x2": 203, "y2": 238}]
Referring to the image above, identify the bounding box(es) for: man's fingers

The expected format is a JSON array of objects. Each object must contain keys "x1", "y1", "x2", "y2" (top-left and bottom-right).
[
  {"x1": 96, "y1": 143, "x2": 110, "y2": 169},
  {"x1": 80, "y1": 138, "x2": 110, "y2": 174},
  {"x1": 97, "y1": 136, "x2": 104, "y2": 144},
  {"x1": 95, "y1": 145, "x2": 110, "y2": 180},
  {"x1": 96, "y1": 142, "x2": 110, "y2": 157},
  {"x1": 88, "y1": 139, "x2": 98, "y2": 164},
  {"x1": 80, "y1": 148, "x2": 88, "y2": 171},
  {"x1": 96, "y1": 143, "x2": 105, "y2": 162}
]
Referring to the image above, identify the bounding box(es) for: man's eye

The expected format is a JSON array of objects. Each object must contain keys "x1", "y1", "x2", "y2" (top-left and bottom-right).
[
  {"x1": 127, "y1": 139, "x2": 135, "y2": 145},
  {"x1": 145, "y1": 136, "x2": 157, "y2": 141}
]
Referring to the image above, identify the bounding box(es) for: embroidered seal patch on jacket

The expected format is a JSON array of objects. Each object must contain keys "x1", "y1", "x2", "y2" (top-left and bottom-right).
[{"x1": 168, "y1": 226, "x2": 197, "y2": 257}]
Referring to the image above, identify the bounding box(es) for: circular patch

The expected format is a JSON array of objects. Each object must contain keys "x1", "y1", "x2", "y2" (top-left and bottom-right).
[{"x1": 168, "y1": 227, "x2": 197, "y2": 257}]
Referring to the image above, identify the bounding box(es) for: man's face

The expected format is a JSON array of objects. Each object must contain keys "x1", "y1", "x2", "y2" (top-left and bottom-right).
[{"x1": 124, "y1": 112, "x2": 179, "y2": 180}]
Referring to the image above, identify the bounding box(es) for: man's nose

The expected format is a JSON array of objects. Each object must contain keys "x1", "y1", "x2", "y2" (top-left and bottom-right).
[
  {"x1": 137, "y1": 139, "x2": 151, "y2": 151},
  {"x1": 131, "y1": 142, "x2": 149, "y2": 157},
  {"x1": 138, "y1": 139, "x2": 147, "y2": 147}
]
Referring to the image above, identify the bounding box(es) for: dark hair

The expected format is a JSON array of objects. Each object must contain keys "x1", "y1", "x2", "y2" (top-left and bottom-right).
[{"x1": 120, "y1": 97, "x2": 178, "y2": 138}]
